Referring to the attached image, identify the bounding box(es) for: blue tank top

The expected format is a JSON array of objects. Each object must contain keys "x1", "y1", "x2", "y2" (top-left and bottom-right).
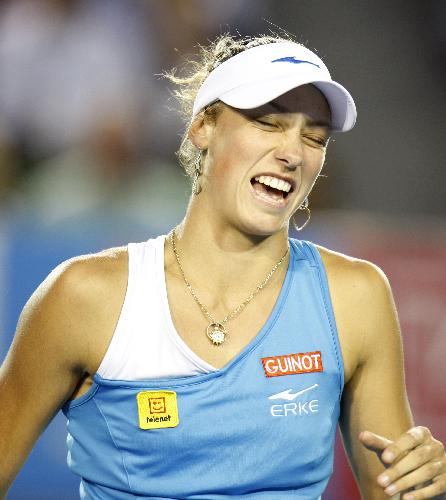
[{"x1": 62, "y1": 239, "x2": 344, "y2": 499}]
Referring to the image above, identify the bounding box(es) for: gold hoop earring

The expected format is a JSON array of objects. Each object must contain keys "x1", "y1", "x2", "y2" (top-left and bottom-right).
[
  {"x1": 192, "y1": 152, "x2": 202, "y2": 195},
  {"x1": 292, "y1": 198, "x2": 311, "y2": 231}
]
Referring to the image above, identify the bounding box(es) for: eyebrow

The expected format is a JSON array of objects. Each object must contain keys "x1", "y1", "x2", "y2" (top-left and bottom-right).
[
  {"x1": 267, "y1": 101, "x2": 331, "y2": 130},
  {"x1": 268, "y1": 101, "x2": 289, "y2": 113},
  {"x1": 307, "y1": 119, "x2": 332, "y2": 129}
]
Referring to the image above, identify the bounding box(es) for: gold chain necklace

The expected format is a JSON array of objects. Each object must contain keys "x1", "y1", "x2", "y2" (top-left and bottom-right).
[{"x1": 170, "y1": 229, "x2": 289, "y2": 346}]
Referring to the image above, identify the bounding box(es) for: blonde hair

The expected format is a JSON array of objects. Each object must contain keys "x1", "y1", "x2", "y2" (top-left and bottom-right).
[{"x1": 164, "y1": 33, "x2": 295, "y2": 178}]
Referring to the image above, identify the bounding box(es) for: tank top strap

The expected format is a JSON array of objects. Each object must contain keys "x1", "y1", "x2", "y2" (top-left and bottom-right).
[
  {"x1": 96, "y1": 235, "x2": 214, "y2": 380},
  {"x1": 290, "y1": 238, "x2": 345, "y2": 393}
]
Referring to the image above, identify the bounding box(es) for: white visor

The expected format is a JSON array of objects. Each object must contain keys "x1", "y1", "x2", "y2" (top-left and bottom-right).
[{"x1": 192, "y1": 42, "x2": 357, "y2": 132}]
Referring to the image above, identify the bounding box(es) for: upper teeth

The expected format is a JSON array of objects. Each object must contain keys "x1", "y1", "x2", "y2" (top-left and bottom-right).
[{"x1": 254, "y1": 175, "x2": 292, "y2": 193}]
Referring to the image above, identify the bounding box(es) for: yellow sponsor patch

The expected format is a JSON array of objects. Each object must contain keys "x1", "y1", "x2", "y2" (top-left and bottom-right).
[{"x1": 136, "y1": 391, "x2": 179, "y2": 430}]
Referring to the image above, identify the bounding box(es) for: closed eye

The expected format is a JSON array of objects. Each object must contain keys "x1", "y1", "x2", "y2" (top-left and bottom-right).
[
  {"x1": 303, "y1": 134, "x2": 329, "y2": 148},
  {"x1": 255, "y1": 119, "x2": 279, "y2": 129}
]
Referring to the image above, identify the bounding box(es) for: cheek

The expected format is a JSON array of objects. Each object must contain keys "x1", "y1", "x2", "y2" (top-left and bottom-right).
[
  {"x1": 304, "y1": 149, "x2": 326, "y2": 176},
  {"x1": 208, "y1": 132, "x2": 260, "y2": 179},
  {"x1": 299, "y1": 151, "x2": 326, "y2": 196}
]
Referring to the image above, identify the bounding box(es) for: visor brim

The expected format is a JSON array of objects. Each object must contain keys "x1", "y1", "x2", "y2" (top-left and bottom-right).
[{"x1": 219, "y1": 76, "x2": 356, "y2": 132}]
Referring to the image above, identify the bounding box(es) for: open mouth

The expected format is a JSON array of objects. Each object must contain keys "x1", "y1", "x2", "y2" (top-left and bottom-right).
[{"x1": 250, "y1": 175, "x2": 294, "y2": 202}]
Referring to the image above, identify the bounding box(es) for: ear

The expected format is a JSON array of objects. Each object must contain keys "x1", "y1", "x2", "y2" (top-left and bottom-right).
[{"x1": 188, "y1": 113, "x2": 215, "y2": 150}]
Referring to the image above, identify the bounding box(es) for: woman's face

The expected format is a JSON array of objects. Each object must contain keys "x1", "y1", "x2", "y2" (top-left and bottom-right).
[{"x1": 192, "y1": 84, "x2": 331, "y2": 236}]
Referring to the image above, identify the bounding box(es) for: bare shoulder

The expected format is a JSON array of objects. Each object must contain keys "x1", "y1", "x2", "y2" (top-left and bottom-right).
[
  {"x1": 26, "y1": 245, "x2": 129, "y2": 323},
  {"x1": 58, "y1": 245, "x2": 129, "y2": 299},
  {"x1": 15, "y1": 245, "x2": 129, "y2": 373},
  {"x1": 316, "y1": 244, "x2": 387, "y2": 283},
  {"x1": 315, "y1": 244, "x2": 393, "y2": 305},
  {"x1": 0, "y1": 246, "x2": 129, "y2": 492},
  {"x1": 314, "y1": 245, "x2": 399, "y2": 380},
  {"x1": 315, "y1": 243, "x2": 396, "y2": 318}
]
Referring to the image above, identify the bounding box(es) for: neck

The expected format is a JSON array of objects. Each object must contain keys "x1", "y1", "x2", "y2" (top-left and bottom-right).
[{"x1": 167, "y1": 196, "x2": 290, "y2": 294}]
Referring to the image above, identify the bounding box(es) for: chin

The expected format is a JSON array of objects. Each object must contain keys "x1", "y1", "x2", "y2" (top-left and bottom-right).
[{"x1": 239, "y1": 217, "x2": 289, "y2": 238}]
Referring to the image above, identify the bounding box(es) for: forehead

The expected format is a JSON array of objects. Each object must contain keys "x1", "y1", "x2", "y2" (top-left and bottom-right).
[{"x1": 245, "y1": 84, "x2": 331, "y2": 127}]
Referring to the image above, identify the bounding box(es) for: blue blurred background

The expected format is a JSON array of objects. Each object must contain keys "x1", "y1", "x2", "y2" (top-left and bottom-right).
[{"x1": 1, "y1": 1, "x2": 445, "y2": 498}]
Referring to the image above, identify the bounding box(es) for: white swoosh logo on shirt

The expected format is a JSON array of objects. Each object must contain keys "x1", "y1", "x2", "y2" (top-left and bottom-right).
[{"x1": 268, "y1": 384, "x2": 319, "y2": 401}]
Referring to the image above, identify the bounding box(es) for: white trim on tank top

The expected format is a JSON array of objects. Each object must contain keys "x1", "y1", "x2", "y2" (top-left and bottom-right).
[{"x1": 97, "y1": 235, "x2": 216, "y2": 380}]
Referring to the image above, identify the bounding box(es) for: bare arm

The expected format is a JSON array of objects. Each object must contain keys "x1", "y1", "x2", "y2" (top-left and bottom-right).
[
  {"x1": 0, "y1": 250, "x2": 127, "y2": 497},
  {"x1": 338, "y1": 261, "x2": 413, "y2": 496},
  {"x1": 321, "y1": 249, "x2": 446, "y2": 499}
]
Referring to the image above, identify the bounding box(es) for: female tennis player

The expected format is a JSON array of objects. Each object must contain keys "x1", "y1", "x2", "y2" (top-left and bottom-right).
[{"x1": 1, "y1": 34, "x2": 445, "y2": 500}]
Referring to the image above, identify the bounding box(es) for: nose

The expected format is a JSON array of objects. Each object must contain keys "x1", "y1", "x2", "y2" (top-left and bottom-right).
[{"x1": 275, "y1": 134, "x2": 304, "y2": 171}]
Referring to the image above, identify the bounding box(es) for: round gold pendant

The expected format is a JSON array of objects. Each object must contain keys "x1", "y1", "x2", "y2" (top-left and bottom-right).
[{"x1": 206, "y1": 323, "x2": 226, "y2": 345}]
